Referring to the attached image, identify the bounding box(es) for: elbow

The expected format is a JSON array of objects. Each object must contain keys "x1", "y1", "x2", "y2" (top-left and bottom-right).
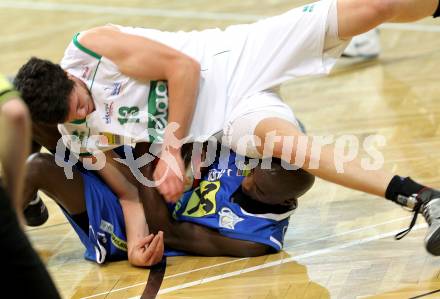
[
  {"x1": 173, "y1": 56, "x2": 200, "y2": 80},
  {"x1": 128, "y1": 186, "x2": 140, "y2": 202},
  {"x1": 1, "y1": 99, "x2": 30, "y2": 127},
  {"x1": 188, "y1": 57, "x2": 201, "y2": 76},
  {"x1": 120, "y1": 184, "x2": 140, "y2": 203}
]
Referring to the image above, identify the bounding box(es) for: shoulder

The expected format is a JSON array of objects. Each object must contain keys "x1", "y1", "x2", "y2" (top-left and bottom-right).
[
  {"x1": 76, "y1": 25, "x2": 130, "y2": 60},
  {"x1": 78, "y1": 25, "x2": 122, "y2": 46}
]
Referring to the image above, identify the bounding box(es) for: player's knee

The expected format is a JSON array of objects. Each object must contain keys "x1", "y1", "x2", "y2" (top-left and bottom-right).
[
  {"x1": 26, "y1": 153, "x2": 55, "y2": 180},
  {"x1": 368, "y1": 0, "x2": 398, "y2": 20}
]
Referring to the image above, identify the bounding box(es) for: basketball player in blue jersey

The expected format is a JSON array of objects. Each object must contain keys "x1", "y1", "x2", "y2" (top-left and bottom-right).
[
  {"x1": 25, "y1": 130, "x2": 313, "y2": 261},
  {"x1": 14, "y1": 0, "x2": 440, "y2": 256}
]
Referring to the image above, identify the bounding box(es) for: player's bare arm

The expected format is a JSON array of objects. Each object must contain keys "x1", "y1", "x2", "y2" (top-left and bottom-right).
[
  {"x1": 79, "y1": 26, "x2": 201, "y2": 202},
  {"x1": 92, "y1": 151, "x2": 164, "y2": 267},
  {"x1": 0, "y1": 77, "x2": 31, "y2": 214}
]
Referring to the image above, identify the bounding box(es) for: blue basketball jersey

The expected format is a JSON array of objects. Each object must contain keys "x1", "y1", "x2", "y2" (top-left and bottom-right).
[
  {"x1": 63, "y1": 168, "x2": 128, "y2": 263},
  {"x1": 173, "y1": 151, "x2": 293, "y2": 251},
  {"x1": 64, "y1": 163, "x2": 185, "y2": 262}
]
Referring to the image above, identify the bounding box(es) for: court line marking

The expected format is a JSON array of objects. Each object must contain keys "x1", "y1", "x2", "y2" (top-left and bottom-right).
[
  {"x1": 1, "y1": 1, "x2": 440, "y2": 33},
  {"x1": 285, "y1": 215, "x2": 412, "y2": 249},
  {"x1": 80, "y1": 216, "x2": 418, "y2": 298},
  {"x1": 0, "y1": 1, "x2": 262, "y2": 22},
  {"x1": 79, "y1": 258, "x2": 248, "y2": 299},
  {"x1": 409, "y1": 288, "x2": 440, "y2": 299},
  {"x1": 0, "y1": 15, "x2": 125, "y2": 46},
  {"x1": 151, "y1": 224, "x2": 427, "y2": 297}
]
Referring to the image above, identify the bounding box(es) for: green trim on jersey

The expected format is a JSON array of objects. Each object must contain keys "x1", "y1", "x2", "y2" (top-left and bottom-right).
[
  {"x1": 79, "y1": 152, "x2": 93, "y2": 157},
  {"x1": 89, "y1": 60, "x2": 101, "y2": 91},
  {"x1": 0, "y1": 90, "x2": 20, "y2": 104},
  {"x1": 70, "y1": 119, "x2": 86, "y2": 125},
  {"x1": 0, "y1": 74, "x2": 19, "y2": 104},
  {"x1": 148, "y1": 81, "x2": 158, "y2": 132},
  {"x1": 147, "y1": 80, "x2": 169, "y2": 143},
  {"x1": 73, "y1": 33, "x2": 102, "y2": 59},
  {"x1": 111, "y1": 233, "x2": 127, "y2": 252}
]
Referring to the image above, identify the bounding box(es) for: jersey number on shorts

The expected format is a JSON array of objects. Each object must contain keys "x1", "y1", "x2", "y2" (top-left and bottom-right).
[{"x1": 182, "y1": 181, "x2": 220, "y2": 218}]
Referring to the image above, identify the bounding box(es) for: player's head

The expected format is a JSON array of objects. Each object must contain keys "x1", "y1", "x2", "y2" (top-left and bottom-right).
[
  {"x1": 241, "y1": 158, "x2": 315, "y2": 207},
  {"x1": 14, "y1": 57, "x2": 94, "y2": 124}
]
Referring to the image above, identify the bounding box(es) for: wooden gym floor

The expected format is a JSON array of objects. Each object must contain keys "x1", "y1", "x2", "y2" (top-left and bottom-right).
[{"x1": 1, "y1": 0, "x2": 440, "y2": 298}]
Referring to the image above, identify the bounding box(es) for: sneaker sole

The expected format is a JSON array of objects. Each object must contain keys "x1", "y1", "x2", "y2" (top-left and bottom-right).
[{"x1": 425, "y1": 224, "x2": 440, "y2": 256}]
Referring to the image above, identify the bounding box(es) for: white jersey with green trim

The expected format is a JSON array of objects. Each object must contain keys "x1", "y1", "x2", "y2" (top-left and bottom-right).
[
  {"x1": 58, "y1": 3, "x2": 343, "y2": 156},
  {"x1": 58, "y1": 28, "x2": 230, "y2": 155}
]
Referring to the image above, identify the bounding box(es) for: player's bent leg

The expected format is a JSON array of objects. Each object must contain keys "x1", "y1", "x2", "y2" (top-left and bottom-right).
[
  {"x1": 337, "y1": 0, "x2": 439, "y2": 39},
  {"x1": 254, "y1": 117, "x2": 393, "y2": 197},
  {"x1": 24, "y1": 153, "x2": 86, "y2": 215},
  {"x1": 254, "y1": 117, "x2": 440, "y2": 255}
]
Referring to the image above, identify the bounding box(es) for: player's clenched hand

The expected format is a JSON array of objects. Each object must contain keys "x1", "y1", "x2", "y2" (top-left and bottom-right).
[
  {"x1": 154, "y1": 149, "x2": 185, "y2": 203},
  {"x1": 128, "y1": 231, "x2": 164, "y2": 267}
]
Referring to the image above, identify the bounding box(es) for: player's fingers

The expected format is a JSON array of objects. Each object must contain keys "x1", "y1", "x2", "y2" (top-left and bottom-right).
[
  {"x1": 147, "y1": 232, "x2": 164, "y2": 265},
  {"x1": 143, "y1": 233, "x2": 161, "y2": 261},
  {"x1": 137, "y1": 234, "x2": 154, "y2": 249}
]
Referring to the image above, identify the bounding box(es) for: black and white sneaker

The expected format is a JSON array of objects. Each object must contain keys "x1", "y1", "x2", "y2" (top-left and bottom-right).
[
  {"x1": 395, "y1": 189, "x2": 440, "y2": 255},
  {"x1": 24, "y1": 195, "x2": 49, "y2": 227}
]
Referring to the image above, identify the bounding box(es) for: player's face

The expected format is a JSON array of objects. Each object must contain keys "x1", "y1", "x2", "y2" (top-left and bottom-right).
[{"x1": 65, "y1": 76, "x2": 95, "y2": 122}]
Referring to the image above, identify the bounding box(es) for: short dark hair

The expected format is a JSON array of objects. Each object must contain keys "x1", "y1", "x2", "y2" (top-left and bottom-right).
[{"x1": 14, "y1": 57, "x2": 74, "y2": 124}]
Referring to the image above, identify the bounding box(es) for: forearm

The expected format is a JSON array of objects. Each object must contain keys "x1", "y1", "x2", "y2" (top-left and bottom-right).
[
  {"x1": 119, "y1": 198, "x2": 149, "y2": 254},
  {"x1": 96, "y1": 152, "x2": 151, "y2": 262},
  {"x1": 165, "y1": 58, "x2": 200, "y2": 146},
  {"x1": 0, "y1": 98, "x2": 31, "y2": 210}
]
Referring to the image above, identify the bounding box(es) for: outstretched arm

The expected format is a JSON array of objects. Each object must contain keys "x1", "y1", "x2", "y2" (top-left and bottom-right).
[
  {"x1": 94, "y1": 151, "x2": 163, "y2": 267},
  {"x1": 79, "y1": 26, "x2": 201, "y2": 202}
]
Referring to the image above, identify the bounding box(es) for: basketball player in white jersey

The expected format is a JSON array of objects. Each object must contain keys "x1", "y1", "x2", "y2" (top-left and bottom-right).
[{"x1": 15, "y1": 0, "x2": 440, "y2": 255}]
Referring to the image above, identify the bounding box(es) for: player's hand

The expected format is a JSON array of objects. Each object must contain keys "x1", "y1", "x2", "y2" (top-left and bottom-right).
[
  {"x1": 128, "y1": 232, "x2": 164, "y2": 267},
  {"x1": 154, "y1": 148, "x2": 185, "y2": 203}
]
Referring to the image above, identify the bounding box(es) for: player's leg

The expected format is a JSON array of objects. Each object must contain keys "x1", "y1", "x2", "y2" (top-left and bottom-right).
[
  {"x1": 24, "y1": 153, "x2": 86, "y2": 215},
  {"x1": 252, "y1": 117, "x2": 440, "y2": 254},
  {"x1": 337, "y1": 0, "x2": 439, "y2": 39},
  {"x1": 225, "y1": 85, "x2": 440, "y2": 255},
  {"x1": 253, "y1": 117, "x2": 392, "y2": 197}
]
